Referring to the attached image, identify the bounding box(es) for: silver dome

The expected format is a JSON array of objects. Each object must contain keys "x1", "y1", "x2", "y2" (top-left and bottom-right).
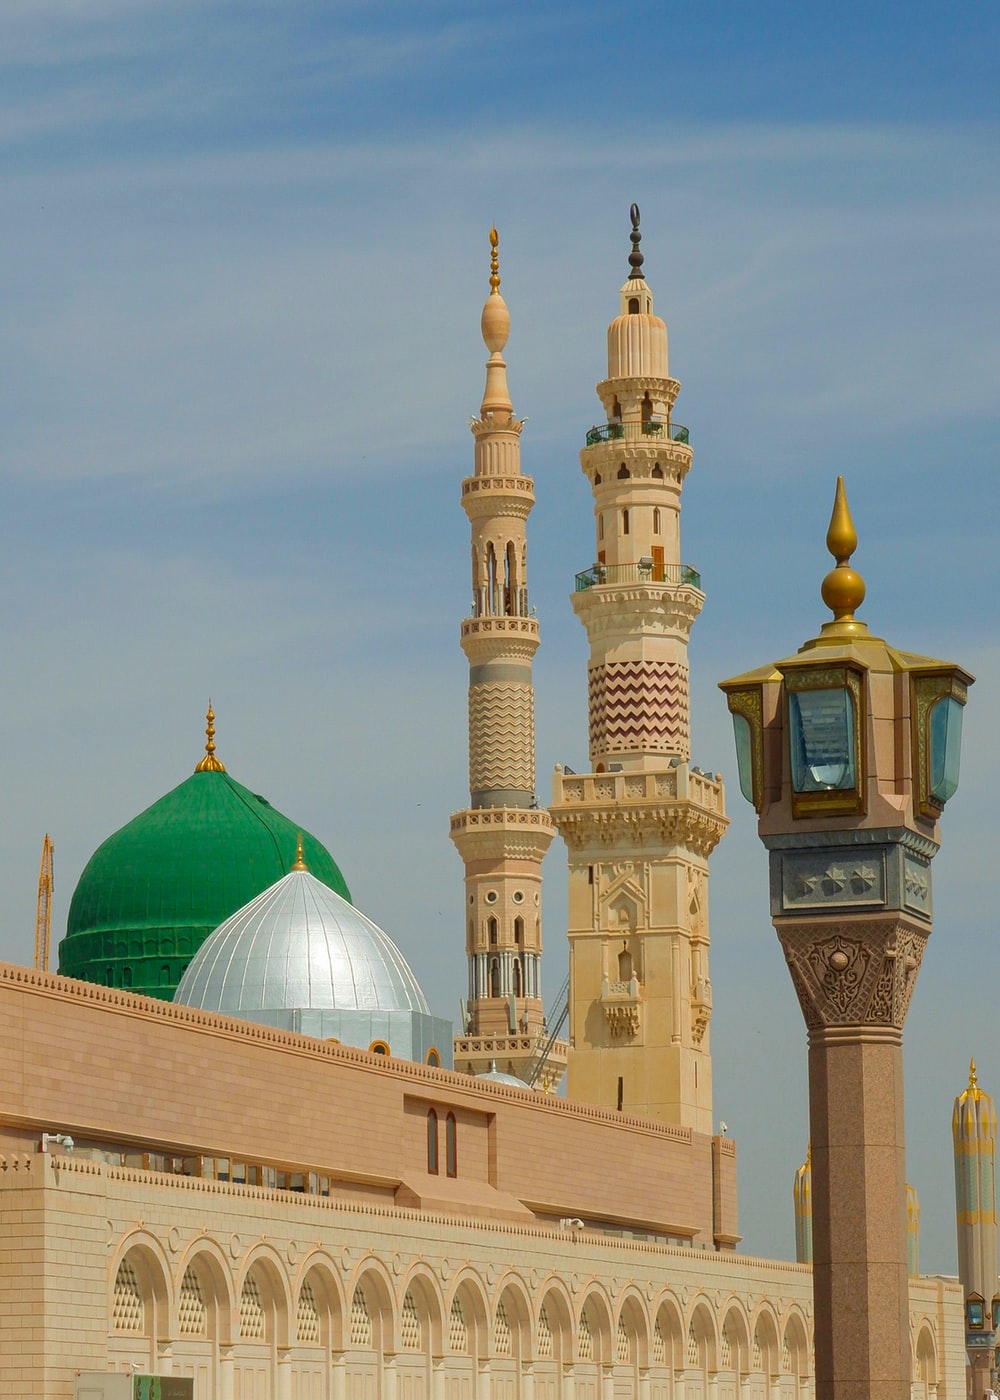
[{"x1": 174, "y1": 868, "x2": 430, "y2": 1016}]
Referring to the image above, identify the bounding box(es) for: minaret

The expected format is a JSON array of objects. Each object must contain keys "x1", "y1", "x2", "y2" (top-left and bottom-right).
[
  {"x1": 450, "y1": 229, "x2": 562, "y2": 1087},
  {"x1": 953, "y1": 1059, "x2": 999, "y2": 1394},
  {"x1": 793, "y1": 1145, "x2": 813, "y2": 1264},
  {"x1": 549, "y1": 207, "x2": 729, "y2": 1133}
]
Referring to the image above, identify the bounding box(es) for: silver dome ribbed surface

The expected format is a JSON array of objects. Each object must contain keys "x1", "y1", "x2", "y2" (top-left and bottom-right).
[{"x1": 174, "y1": 868, "x2": 429, "y2": 1015}]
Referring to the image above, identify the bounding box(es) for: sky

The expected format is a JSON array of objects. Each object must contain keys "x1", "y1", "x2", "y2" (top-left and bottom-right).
[{"x1": 0, "y1": 0, "x2": 997, "y2": 1271}]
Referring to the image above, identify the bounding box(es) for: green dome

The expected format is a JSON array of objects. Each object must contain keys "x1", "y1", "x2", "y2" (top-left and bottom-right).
[{"x1": 58, "y1": 767, "x2": 351, "y2": 1001}]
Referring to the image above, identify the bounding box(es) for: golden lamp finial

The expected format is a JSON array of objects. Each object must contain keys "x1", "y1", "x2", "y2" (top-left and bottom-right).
[
  {"x1": 819, "y1": 477, "x2": 867, "y2": 632},
  {"x1": 194, "y1": 701, "x2": 226, "y2": 773},
  {"x1": 292, "y1": 833, "x2": 308, "y2": 872},
  {"x1": 489, "y1": 226, "x2": 500, "y2": 294},
  {"x1": 970, "y1": 1058, "x2": 979, "y2": 1091}
]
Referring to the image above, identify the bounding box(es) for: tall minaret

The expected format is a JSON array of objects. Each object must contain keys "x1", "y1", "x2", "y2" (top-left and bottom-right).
[
  {"x1": 450, "y1": 230, "x2": 562, "y2": 1087},
  {"x1": 953, "y1": 1059, "x2": 999, "y2": 1394},
  {"x1": 549, "y1": 208, "x2": 728, "y2": 1133}
]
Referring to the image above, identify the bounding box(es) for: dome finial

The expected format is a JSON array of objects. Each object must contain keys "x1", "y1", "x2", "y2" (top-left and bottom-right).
[
  {"x1": 194, "y1": 700, "x2": 226, "y2": 773},
  {"x1": 292, "y1": 832, "x2": 308, "y2": 872},
  {"x1": 627, "y1": 202, "x2": 645, "y2": 280},
  {"x1": 819, "y1": 477, "x2": 866, "y2": 627},
  {"x1": 970, "y1": 1058, "x2": 979, "y2": 1091},
  {"x1": 489, "y1": 225, "x2": 500, "y2": 294}
]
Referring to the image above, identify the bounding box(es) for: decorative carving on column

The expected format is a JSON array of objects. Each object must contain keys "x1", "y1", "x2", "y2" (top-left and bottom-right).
[{"x1": 776, "y1": 920, "x2": 927, "y2": 1029}]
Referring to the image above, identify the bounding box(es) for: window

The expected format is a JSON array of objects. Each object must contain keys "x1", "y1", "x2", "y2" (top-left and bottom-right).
[
  {"x1": 622, "y1": 509, "x2": 629, "y2": 535},
  {"x1": 122, "y1": 966, "x2": 133, "y2": 988},
  {"x1": 594, "y1": 472, "x2": 601, "y2": 485},
  {"x1": 514, "y1": 917, "x2": 523, "y2": 944},
  {"x1": 652, "y1": 464, "x2": 663, "y2": 479},
  {"x1": 426, "y1": 1047, "x2": 441, "y2": 1067},
  {"x1": 617, "y1": 463, "x2": 630, "y2": 480},
  {"x1": 160, "y1": 964, "x2": 172, "y2": 985},
  {"x1": 653, "y1": 507, "x2": 661, "y2": 534},
  {"x1": 628, "y1": 297, "x2": 640, "y2": 314},
  {"x1": 488, "y1": 916, "x2": 498, "y2": 945},
  {"x1": 369, "y1": 1040, "x2": 390, "y2": 1056},
  {"x1": 446, "y1": 1113, "x2": 457, "y2": 1177},
  {"x1": 598, "y1": 514, "x2": 604, "y2": 540},
  {"x1": 427, "y1": 1109, "x2": 439, "y2": 1174},
  {"x1": 490, "y1": 959, "x2": 500, "y2": 997}
]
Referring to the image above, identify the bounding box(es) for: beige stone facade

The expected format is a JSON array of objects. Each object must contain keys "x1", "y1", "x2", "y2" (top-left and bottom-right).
[{"x1": 0, "y1": 964, "x2": 963, "y2": 1398}]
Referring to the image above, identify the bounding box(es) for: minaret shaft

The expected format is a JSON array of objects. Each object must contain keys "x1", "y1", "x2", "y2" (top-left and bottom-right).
[
  {"x1": 550, "y1": 212, "x2": 727, "y2": 1136},
  {"x1": 450, "y1": 232, "x2": 562, "y2": 1086}
]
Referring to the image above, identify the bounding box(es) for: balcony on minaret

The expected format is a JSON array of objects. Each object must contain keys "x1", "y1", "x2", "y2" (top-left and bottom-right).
[
  {"x1": 585, "y1": 421, "x2": 690, "y2": 447},
  {"x1": 600, "y1": 972, "x2": 641, "y2": 1040}
]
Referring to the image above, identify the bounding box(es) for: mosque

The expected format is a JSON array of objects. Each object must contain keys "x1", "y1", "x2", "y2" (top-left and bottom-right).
[{"x1": 0, "y1": 214, "x2": 968, "y2": 1398}]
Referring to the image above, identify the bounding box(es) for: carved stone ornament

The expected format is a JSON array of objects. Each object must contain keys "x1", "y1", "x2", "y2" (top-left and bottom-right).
[
  {"x1": 604, "y1": 1001, "x2": 640, "y2": 1039},
  {"x1": 776, "y1": 919, "x2": 928, "y2": 1030}
]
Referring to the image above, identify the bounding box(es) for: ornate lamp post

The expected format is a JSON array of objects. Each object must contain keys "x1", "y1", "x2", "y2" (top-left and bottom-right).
[{"x1": 720, "y1": 478, "x2": 973, "y2": 1400}]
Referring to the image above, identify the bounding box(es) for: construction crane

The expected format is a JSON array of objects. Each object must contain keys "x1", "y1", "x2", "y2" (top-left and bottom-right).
[{"x1": 34, "y1": 835, "x2": 54, "y2": 972}]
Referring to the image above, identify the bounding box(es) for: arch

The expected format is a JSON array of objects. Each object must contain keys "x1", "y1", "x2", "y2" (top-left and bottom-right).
[
  {"x1": 293, "y1": 1253, "x2": 346, "y2": 1351},
  {"x1": 913, "y1": 1320, "x2": 938, "y2": 1397},
  {"x1": 399, "y1": 1263, "x2": 445, "y2": 1357},
  {"x1": 369, "y1": 1039, "x2": 390, "y2": 1056},
  {"x1": 489, "y1": 957, "x2": 500, "y2": 997},
  {"x1": 348, "y1": 1258, "x2": 397, "y2": 1356},
  {"x1": 493, "y1": 1273, "x2": 532, "y2": 1362},
  {"x1": 641, "y1": 391, "x2": 653, "y2": 424},
  {"x1": 175, "y1": 1239, "x2": 236, "y2": 1346},
  {"x1": 108, "y1": 1234, "x2": 171, "y2": 1372},
  {"x1": 782, "y1": 1308, "x2": 810, "y2": 1382},
  {"x1": 578, "y1": 1284, "x2": 614, "y2": 1367},
  {"x1": 750, "y1": 1304, "x2": 780, "y2": 1378},
  {"x1": 513, "y1": 957, "x2": 523, "y2": 997},
  {"x1": 536, "y1": 1279, "x2": 573, "y2": 1367},
  {"x1": 685, "y1": 1297, "x2": 717, "y2": 1374},
  {"x1": 653, "y1": 506, "x2": 661, "y2": 534},
  {"x1": 652, "y1": 463, "x2": 663, "y2": 479},
  {"x1": 488, "y1": 917, "x2": 498, "y2": 947},
  {"x1": 238, "y1": 1243, "x2": 293, "y2": 1349},
  {"x1": 617, "y1": 463, "x2": 630, "y2": 480},
  {"x1": 514, "y1": 916, "x2": 524, "y2": 945},
  {"x1": 426, "y1": 1047, "x2": 441, "y2": 1068},
  {"x1": 447, "y1": 1270, "x2": 490, "y2": 1363},
  {"x1": 616, "y1": 1288, "x2": 650, "y2": 1370},
  {"x1": 651, "y1": 1294, "x2": 684, "y2": 1371},
  {"x1": 622, "y1": 508, "x2": 630, "y2": 535},
  {"x1": 718, "y1": 1301, "x2": 751, "y2": 1376}
]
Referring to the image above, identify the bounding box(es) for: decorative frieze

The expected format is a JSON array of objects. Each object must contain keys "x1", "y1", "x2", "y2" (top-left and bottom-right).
[{"x1": 776, "y1": 918, "x2": 928, "y2": 1030}]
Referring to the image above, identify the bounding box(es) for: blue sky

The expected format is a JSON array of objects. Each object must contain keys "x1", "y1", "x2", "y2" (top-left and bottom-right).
[{"x1": 0, "y1": 0, "x2": 997, "y2": 1269}]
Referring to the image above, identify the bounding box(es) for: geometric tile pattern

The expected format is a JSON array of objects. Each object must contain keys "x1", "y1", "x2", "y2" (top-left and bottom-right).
[
  {"x1": 240, "y1": 1274, "x2": 264, "y2": 1340},
  {"x1": 469, "y1": 684, "x2": 534, "y2": 793},
  {"x1": 616, "y1": 1317, "x2": 631, "y2": 1364},
  {"x1": 112, "y1": 1259, "x2": 144, "y2": 1333},
  {"x1": 449, "y1": 1298, "x2": 468, "y2": 1354},
  {"x1": 652, "y1": 1321, "x2": 666, "y2": 1366},
  {"x1": 537, "y1": 1304, "x2": 552, "y2": 1360},
  {"x1": 589, "y1": 660, "x2": 688, "y2": 756},
  {"x1": 297, "y1": 1280, "x2": 320, "y2": 1344},
  {"x1": 494, "y1": 1299, "x2": 512, "y2": 1357},
  {"x1": 351, "y1": 1286, "x2": 372, "y2": 1348},
  {"x1": 578, "y1": 1309, "x2": 593, "y2": 1362},
  {"x1": 401, "y1": 1291, "x2": 421, "y2": 1350},
  {"x1": 178, "y1": 1267, "x2": 206, "y2": 1337}
]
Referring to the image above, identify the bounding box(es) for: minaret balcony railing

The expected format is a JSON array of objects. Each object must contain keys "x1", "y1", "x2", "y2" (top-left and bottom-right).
[
  {"x1": 575, "y1": 561, "x2": 702, "y2": 591},
  {"x1": 585, "y1": 421, "x2": 689, "y2": 447}
]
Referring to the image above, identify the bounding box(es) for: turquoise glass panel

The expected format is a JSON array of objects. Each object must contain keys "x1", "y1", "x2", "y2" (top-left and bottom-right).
[
  {"x1": 731, "y1": 713, "x2": 755, "y2": 805},
  {"x1": 789, "y1": 688, "x2": 855, "y2": 792},
  {"x1": 930, "y1": 696, "x2": 963, "y2": 802}
]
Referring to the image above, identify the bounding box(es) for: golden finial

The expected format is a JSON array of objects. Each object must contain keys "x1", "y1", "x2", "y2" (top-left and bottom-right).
[
  {"x1": 292, "y1": 833, "x2": 308, "y2": 872},
  {"x1": 489, "y1": 226, "x2": 500, "y2": 294},
  {"x1": 819, "y1": 477, "x2": 867, "y2": 628},
  {"x1": 194, "y1": 701, "x2": 226, "y2": 773},
  {"x1": 970, "y1": 1058, "x2": 979, "y2": 1090}
]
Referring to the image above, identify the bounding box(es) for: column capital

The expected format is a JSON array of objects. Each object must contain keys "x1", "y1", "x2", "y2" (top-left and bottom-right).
[{"x1": 776, "y1": 915, "x2": 928, "y2": 1031}]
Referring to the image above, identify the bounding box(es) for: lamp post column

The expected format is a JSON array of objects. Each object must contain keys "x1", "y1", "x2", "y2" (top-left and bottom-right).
[{"x1": 720, "y1": 478, "x2": 972, "y2": 1400}]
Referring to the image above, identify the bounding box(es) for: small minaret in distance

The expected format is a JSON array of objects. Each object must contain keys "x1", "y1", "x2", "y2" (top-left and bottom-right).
[
  {"x1": 953, "y1": 1059, "x2": 999, "y2": 1395},
  {"x1": 793, "y1": 1145, "x2": 813, "y2": 1264},
  {"x1": 549, "y1": 207, "x2": 729, "y2": 1133},
  {"x1": 449, "y1": 229, "x2": 564, "y2": 1087}
]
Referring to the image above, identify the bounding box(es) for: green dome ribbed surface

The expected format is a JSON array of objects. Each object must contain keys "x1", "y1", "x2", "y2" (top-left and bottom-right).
[{"x1": 57, "y1": 768, "x2": 351, "y2": 1001}]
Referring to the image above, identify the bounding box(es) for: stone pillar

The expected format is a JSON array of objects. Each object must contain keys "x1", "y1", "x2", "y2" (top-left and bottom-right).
[
  {"x1": 219, "y1": 1345, "x2": 235, "y2": 1400},
  {"x1": 276, "y1": 1347, "x2": 293, "y2": 1400},
  {"x1": 522, "y1": 1361, "x2": 535, "y2": 1400},
  {"x1": 332, "y1": 1353, "x2": 347, "y2": 1400},
  {"x1": 778, "y1": 914, "x2": 927, "y2": 1400}
]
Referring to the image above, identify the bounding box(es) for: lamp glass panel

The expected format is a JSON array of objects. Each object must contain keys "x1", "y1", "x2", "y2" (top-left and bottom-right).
[
  {"x1": 930, "y1": 696, "x2": 963, "y2": 803},
  {"x1": 789, "y1": 688, "x2": 855, "y2": 792},
  {"x1": 731, "y1": 713, "x2": 755, "y2": 805}
]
